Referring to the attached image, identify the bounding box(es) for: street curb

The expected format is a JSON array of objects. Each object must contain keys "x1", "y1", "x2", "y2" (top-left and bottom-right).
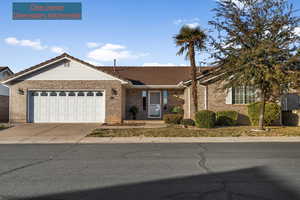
[
  {"x1": 78, "y1": 136, "x2": 300, "y2": 143},
  {"x1": 1, "y1": 136, "x2": 300, "y2": 144}
]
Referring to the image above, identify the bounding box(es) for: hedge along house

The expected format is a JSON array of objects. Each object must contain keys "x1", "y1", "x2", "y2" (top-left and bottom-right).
[
  {"x1": 2, "y1": 53, "x2": 200, "y2": 124},
  {"x1": 180, "y1": 69, "x2": 260, "y2": 125}
]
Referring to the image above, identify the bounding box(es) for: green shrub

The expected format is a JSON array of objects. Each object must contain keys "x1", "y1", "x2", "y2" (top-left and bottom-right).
[
  {"x1": 170, "y1": 106, "x2": 184, "y2": 114},
  {"x1": 163, "y1": 114, "x2": 183, "y2": 124},
  {"x1": 129, "y1": 106, "x2": 139, "y2": 120},
  {"x1": 216, "y1": 111, "x2": 238, "y2": 126},
  {"x1": 181, "y1": 119, "x2": 195, "y2": 126},
  {"x1": 195, "y1": 110, "x2": 216, "y2": 128},
  {"x1": 248, "y1": 102, "x2": 281, "y2": 126}
]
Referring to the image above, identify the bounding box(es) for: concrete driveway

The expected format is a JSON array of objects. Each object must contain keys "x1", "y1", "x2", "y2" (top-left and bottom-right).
[{"x1": 0, "y1": 123, "x2": 101, "y2": 144}]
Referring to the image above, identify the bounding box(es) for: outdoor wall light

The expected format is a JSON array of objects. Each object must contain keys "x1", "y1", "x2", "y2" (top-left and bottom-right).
[
  {"x1": 18, "y1": 88, "x2": 24, "y2": 95},
  {"x1": 111, "y1": 88, "x2": 118, "y2": 96}
]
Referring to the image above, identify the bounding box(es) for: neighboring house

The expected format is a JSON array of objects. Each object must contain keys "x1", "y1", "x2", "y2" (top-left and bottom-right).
[
  {"x1": 2, "y1": 53, "x2": 202, "y2": 123},
  {"x1": 0, "y1": 67, "x2": 14, "y2": 122}
]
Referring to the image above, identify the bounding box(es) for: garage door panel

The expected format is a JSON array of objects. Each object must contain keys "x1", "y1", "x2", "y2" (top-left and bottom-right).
[{"x1": 29, "y1": 91, "x2": 105, "y2": 123}]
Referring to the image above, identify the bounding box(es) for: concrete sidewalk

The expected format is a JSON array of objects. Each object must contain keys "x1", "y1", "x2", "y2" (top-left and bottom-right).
[{"x1": 1, "y1": 136, "x2": 300, "y2": 144}]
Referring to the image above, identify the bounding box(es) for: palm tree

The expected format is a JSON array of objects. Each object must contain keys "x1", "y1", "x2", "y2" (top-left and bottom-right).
[{"x1": 174, "y1": 26, "x2": 207, "y2": 114}]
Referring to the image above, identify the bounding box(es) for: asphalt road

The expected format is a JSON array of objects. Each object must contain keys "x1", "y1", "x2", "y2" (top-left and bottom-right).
[{"x1": 0, "y1": 143, "x2": 300, "y2": 200}]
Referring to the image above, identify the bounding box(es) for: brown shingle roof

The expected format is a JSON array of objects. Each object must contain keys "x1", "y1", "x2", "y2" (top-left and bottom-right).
[
  {"x1": 96, "y1": 66, "x2": 213, "y2": 85},
  {"x1": 2, "y1": 52, "x2": 216, "y2": 85}
]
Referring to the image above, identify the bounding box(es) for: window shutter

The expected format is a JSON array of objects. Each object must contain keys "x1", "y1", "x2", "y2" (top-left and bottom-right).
[{"x1": 225, "y1": 88, "x2": 233, "y2": 104}]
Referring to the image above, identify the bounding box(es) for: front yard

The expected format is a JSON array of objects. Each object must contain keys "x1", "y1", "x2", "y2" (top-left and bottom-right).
[{"x1": 89, "y1": 126, "x2": 300, "y2": 137}]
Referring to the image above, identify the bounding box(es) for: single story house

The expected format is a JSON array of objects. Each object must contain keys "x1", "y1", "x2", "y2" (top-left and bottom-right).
[
  {"x1": 2, "y1": 53, "x2": 195, "y2": 123},
  {"x1": 1, "y1": 53, "x2": 292, "y2": 124},
  {"x1": 0, "y1": 66, "x2": 13, "y2": 122}
]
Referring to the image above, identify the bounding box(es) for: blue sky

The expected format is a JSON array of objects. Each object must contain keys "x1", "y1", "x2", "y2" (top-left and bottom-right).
[{"x1": 1, "y1": 0, "x2": 300, "y2": 73}]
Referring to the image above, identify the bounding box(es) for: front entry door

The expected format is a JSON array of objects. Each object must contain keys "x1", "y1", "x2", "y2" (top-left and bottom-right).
[{"x1": 148, "y1": 91, "x2": 161, "y2": 118}]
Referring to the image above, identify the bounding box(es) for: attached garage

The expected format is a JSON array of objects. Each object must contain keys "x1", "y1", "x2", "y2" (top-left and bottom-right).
[
  {"x1": 28, "y1": 91, "x2": 105, "y2": 123},
  {"x1": 3, "y1": 53, "x2": 128, "y2": 124}
]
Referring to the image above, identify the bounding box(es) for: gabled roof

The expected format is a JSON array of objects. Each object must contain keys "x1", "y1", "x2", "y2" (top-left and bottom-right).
[
  {"x1": 182, "y1": 67, "x2": 221, "y2": 86},
  {"x1": 0, "y1": 66, "x2": 13, "y2": 74},
  {"x1": 96, "y1": 66, "x2": 214, "y2": 85},
  {"x1": 2, "y1": 53, "x2": 128, "y2": 84},
  {"x1": 1, "y1": 52, "x2": 216, "y2": 86}
]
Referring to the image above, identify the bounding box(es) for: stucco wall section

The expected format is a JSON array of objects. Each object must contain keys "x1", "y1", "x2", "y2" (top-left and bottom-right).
[
  {"x1": 0, "y1": 95, "x2": 9, "y2": 122},
  {"x1": 9, "y1": 80, "x2": 123, "y2": 123}
]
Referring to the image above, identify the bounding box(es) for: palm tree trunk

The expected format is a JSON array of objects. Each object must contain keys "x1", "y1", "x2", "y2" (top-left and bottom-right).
[
  {"x1": 189, "y1": 43, "x2": 198, "y2": 116},
  {"x1": 258, "y1": 89, "x2": 266, "y2": 130}
]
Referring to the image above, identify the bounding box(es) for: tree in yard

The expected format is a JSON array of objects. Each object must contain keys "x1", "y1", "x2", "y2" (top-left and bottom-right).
[
  {"x1": 174, "y1": 26, "x2": 207, "y2": 114},
  {"x1": 209, "y1": 0, "x2": 300, "y2": 130}
]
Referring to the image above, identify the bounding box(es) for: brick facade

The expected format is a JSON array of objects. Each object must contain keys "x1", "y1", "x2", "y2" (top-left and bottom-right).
[
  {"x1": 0, "y1": 95, "x2": 9, "y2": 122},
  {"x1": 186, "y1": 81, "x2": 251, "y2": 125},
  {"x1": 9, "y1": 80, "x2": 124, "y2": 123},
  {"x1": 125, "y1": 89, "x2": 184, "y2": 120}
]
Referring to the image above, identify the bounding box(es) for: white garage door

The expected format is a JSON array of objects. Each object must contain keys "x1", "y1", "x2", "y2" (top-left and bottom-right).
[{"x1": 28, "y1": 91, "x2": 105, "y2": 123}]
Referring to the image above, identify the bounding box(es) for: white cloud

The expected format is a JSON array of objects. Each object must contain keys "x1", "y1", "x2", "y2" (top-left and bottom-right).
[
  {"x1": 86, "y1": 42, "x2": 101, "y2": 48},
  {"x1": 101, "y1": 43, "x2": 125, "y2": 50},
  {"x1": 5, "y1": 37, "x2": 46, "y2": 50},
  {"x1": 50, "y1": 46, "x2": 65, "y2": 54},
  {"x1": 186, "y1": 23, "x2": 200, "y2": 29},
  {"x1": 143, "y1": 62, "x2": 177, "y2": 66},
  {"x1": 4, "y1": 37, "x2": 67, "y2": 54},
  {"x1": 173, "y1": 19, "x2": 184, "y2": 25},
  {"x1": 87, "y1": 43, "x2": 146, "y2": 62},
  {"x1": 5, "y1": 37, "x2": 19, "y2": 45},
  {"x1": 173, "y1": 18, "x2": 200, "y2": 27}
]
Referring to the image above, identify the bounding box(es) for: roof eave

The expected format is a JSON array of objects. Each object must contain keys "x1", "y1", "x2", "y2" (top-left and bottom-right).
[
  {"x1": 2, "y1": 57, "x2": 68, "y2": 84},
  {"x1": 2, "y1": 53, "x2": 129, "y2": 85}
]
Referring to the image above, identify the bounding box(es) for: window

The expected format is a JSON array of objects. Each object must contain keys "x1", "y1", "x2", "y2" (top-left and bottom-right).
[
  {"x1": 78, "y1": 92, "x2": 85, "y2": 96},
  {"x1": 142, "y1": 91, "x2": 147, "y2": 111},
  {"x1": 59, "y1": 92, "x2": 66, "y2": 96},
  {"x1": 41, "y1": 92, "x2": 48, "y2": 96},
  {"x1": 31, "y1": 92, "x2": 39, "y2": 96},
  {"x1": 87, "y1": 92, "x2": 94, "y2": 96},
  {"x1": 68, "y1": 92, "x2": 76, "y2": 96},
  {"x1": 163, "y1": 90, "x2": 168, "y2": 105},
  {"x1": 96, "y1": 92, "x2": 103, "y2": 96},
  {"x1": 50, "y1": 92, "x2": 57, "y2": 96},
  {"x1": 232, "y1": 86, "x2": 256, "y2": 104}
]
